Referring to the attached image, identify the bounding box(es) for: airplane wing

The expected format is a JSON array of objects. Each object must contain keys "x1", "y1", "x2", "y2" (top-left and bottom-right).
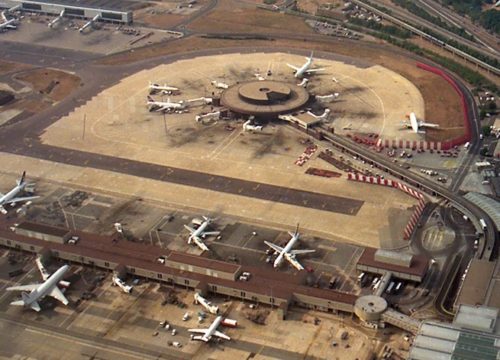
[
  {"x1": 188, "y1": 328, "x2": 208, "y2": 334},
  {"x1": 156, "y1": 105, "x2": 171, "y2": 112},
  {"x1": 286, "y1": 64, "x2": 299, "y2": 71},
  {"x1": 214, "y1": 330, "x2": 231, "y2": 341},
  {"x1": 0, "y1": 192, "x2": 4, "y2": 197},
  {"x1": 10, "y1": 299, "x2": 41, "y2": 311},
  {"x1": 4, "y1": 195, "x2": 39, "y2": 204},
  {"x1": 6, "y1": 284, "x2": 40, "y2": 292},
  {"x1": 421, "y1": 122, "x2": 439, "y2": 128},
  {"x1": 284, "y1": 255, "x2": 304, "y2": 271},
  {"x1": 305, "y1": 68, "x2": 325, "y2": 73},
  {"x1": 290, "y1": 249, "x2": 315, "y2": 255},
  {"x1": 184, "y1": 225, "x2": 196, "y2": 233},
  {"x1": 193, "y1": 236, "x2": 209, "y2": 252},
  {"x1": 49, "y1": 286, "x2": 69, "y2": 305},
  {"x1": 202, "y1": 231, "x2": 220, "y2": 236},
  {"x1": 264, "y1": 241, "x2": 283, "y2": 253}
]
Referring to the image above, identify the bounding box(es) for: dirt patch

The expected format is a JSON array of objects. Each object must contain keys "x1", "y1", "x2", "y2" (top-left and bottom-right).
[
  {"x1": 135, "y1": 13, "x2": 185, "y2": 28},
  {"x1": 411, "y1": 37, "x2": 498, "y2": 85},
  {"x1": 15, "y1": 69, "x2": 81, "y2": 102},
  {"x1": 188, "y1": 0, "x2": 314, "y2": 34},
  {"x1": 0, "y1": 60, "x2": 32, "y2": 76}
]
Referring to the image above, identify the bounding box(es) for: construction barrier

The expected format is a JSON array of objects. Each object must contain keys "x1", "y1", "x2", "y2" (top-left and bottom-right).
[
  {"x1": 347, "y1": 173, "x2": 426, "y2": 239},
  {"x1": 416, "y1": 63, "x2": 471, "y2": 150},
  {"x1": 403, "y1": 198, "x2": 426, "y2": 240},
  {"x1": 378, "y1": 138, "x2": 442, "y2": 151}
]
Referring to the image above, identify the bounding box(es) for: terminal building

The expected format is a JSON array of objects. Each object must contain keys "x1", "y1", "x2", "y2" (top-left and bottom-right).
[
  {"x1": 0, "y1": 0, "x2": 133, "y2": 23},
  {"x1": 356, "y1": 248, "x2": 429, "y2": 282},
  {"x1": 409, "y1": 305, "x2": 500, "y2": 360}
]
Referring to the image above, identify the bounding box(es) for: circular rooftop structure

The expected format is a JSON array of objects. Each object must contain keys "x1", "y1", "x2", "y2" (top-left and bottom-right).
[
  {"x1": 354, "y1": 295, "x2": 388, "y2": 322},
  {"x1": 221, "y1": 80, "x2": 309, "y2": 117}
]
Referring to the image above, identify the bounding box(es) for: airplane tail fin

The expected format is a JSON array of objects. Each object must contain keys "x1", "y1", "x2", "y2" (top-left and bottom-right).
[{"x1": 17, "y1": 171, "x2": 26, "y2": 186}]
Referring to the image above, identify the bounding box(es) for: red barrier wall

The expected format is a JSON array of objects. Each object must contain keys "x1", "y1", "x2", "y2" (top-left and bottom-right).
[{"x1": 416, "y1": 63, "x2": 471, "y2": 150}]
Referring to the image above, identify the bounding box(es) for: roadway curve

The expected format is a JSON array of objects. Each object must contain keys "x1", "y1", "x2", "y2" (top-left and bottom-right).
[{"x1": 318, "y1": 130, "x2": 497, "y2": 260}]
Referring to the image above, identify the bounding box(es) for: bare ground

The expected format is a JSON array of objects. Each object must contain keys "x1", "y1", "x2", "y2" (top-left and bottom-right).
[
  {"x1": 14, "y1": 69, "x2": 81, "y2": 102},
  {"x1": 0, "y1": 60, "x2": 32, "y2": 76}
]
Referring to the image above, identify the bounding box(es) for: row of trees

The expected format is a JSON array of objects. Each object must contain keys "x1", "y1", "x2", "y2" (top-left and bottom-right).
[
  {"x1": 392, "y1": 0, "x2": 475, "y2": 40},
  {"x1": 440, "y1": 0, "x2": 499, "y2": 34}
]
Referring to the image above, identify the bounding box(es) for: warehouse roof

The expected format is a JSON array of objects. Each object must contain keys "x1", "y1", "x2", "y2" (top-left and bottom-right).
[
  {"x1": 410, "y1": 319, "x2": 500, "y2": 360},
  {"x1": 167, "y1": 251, "x2": 241, "y2": 275},
  {"x1": 357, "y1": 247, "x2": 428, "y2": 278},
  {"x1": 455, "y1": 259, "x2": 496, "y2": 309},
  {"x1": 16, "y1": 221, "x2": 69, "y2": 237},
  {"x1": 15, "y1": 0, "x2": 136, "y2": 11}
]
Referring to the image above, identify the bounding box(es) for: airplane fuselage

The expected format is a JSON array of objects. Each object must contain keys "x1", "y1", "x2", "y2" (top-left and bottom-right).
[
  {"x1": 0, "y1": 183, "x2": 24, "y2": 206},
  {"x1": 202, "y1": 316, "x2": 223, "y2": 342},
  {"x1": 191, "y1": 220, "x2": 210, "y2": 239},
  {"x1": 25, "y1": 265, "x2": 69, "y2": 305},
  {"x1": 295, "y1": 58, "x2": 313, "y2": 78},
  {"x1": 273, "y1": 235, "x2": 299, "y2": 268}
]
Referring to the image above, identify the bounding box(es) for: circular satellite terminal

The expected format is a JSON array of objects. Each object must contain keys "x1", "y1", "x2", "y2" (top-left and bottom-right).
[
  {"x1": 221, "y1": 80, "x2": 309, "y2": 117},
  {"x1": 354, "y1": 295, "x2": 388, "y2": 322}
]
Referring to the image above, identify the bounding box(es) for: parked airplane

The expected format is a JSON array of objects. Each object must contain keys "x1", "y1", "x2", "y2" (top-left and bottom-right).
[
  {"x1": 36, "y1": 258, "x2": 70, "y2": 288},
  {"x1": 194, "y1": 292, "x2": 219, "y2": 314},
  {"x1": 0, "y1": 10, "x2": 17, "y2": 31},
  {"x1": 287, "y1": 52, "x2": 324, "y2": 78},
  {"x1": 184, "y1": 216, "x2": 220, "y2": 252},
  {"x1": 188, "y1": 316, "x2": 230, "y2": 342},
  {"x1": 403, "y1": 112, "x2": 439, "y2": 133},
  {"x1": 7, "y1": 265, "x2": 70, "y2": 311},
  {"x1": 0, "y1": 18, "x2": 16, "y2": 31},
  {"x1": 0, "y1": 171, "x2": 39, "y2": 214},
  {"x1": 149, "y1": 81, "x2": 179, "y2": 95},
  {"x1": 264, "y1": 225, "x2": 315, "y2": 271},
  {"x1": 146, "y1": 96, "x2": 185, "y2": 112}
]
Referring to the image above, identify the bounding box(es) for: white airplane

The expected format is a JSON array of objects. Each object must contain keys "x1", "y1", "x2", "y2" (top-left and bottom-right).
[
  {"x1": 0, "y1": 171, "x2": 39, "y2": 214},
  {"x1": 264, "y1": 225, "x2": 315, "y2": 271},
  {"x1": 194, "y1": 292, "x2": 219, "y2": 314},
  {"x1": 188, "y1": 316, "x2": 230, "y2": 342},
  {"x1": 287, "y1": 52, "x2": 324, "y2": 78},
  {"x1": 146, "y1": 96, "x2": 185, "y2": 113},
  {"x1": 35, "y1": 258, "x2": 70, "y2": 288},
  {"x1": 184, "y1": 216, "x2": 220, "y2": 252},
  {"x1": 403, "y1": 112, "x2": 439, "y2": 133},
  {"x1": 7, "y1": 265, "x2": 70, "y2": 312},
  {"x1": 149, "y1": 81, "x2": 179, "y2": 95}
]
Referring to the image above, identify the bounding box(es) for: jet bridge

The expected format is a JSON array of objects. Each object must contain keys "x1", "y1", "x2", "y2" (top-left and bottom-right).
[
  {"x1": 48, "y1": 8, "x2": 64, "y2": 27},
  {"x1": 79, "y1": 13, "x2": 99, "y2": 32}
]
